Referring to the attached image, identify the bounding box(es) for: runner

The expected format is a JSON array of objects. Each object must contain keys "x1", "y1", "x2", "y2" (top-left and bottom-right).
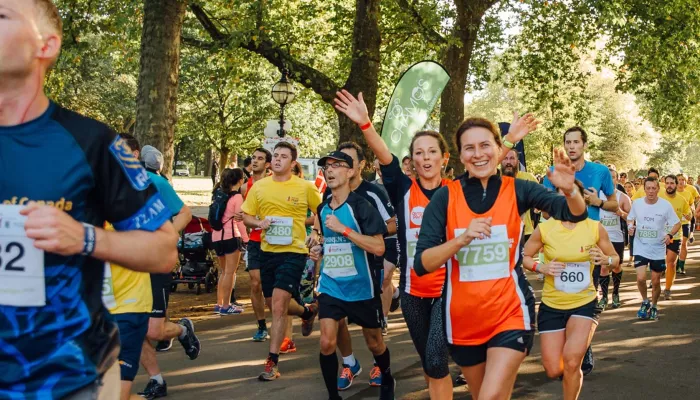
[
  {"x1": 658, "y1": 175, "x2": 691, "y2": 300},
  {"x1": 133, "y1": 145, "x2": 201, "y2": 399},
  {"x1": 324, "y1": 142, "x2": 399, "y2": 390},
  {"x1": 242, "y1": 147, "x2": 273, "y2": 341},
  {"x1": 211, "y1": 168, "x2": 247, "y2": 315},
  {"x1": 628, "y1": 177, "x2": 681, "y2": 320},
  {"x1": 676, "y1": 173, "x2": 698, "y2": 275},
  {"x1": 334, "y1": 89, "x2": 540, "y2": 399},
  {"x1": 241, "y1": 141, "x2": 323, "y2": 381},
  {"x1": 597, "y1": 168, "x2": 631, "y2": 310},
  {"x1": 500, "y1": 149, "x2": 538, "y2": 244},
  {"x1": 414, "y1": 118, "x2": 587, "y2": 400},
  {"x1": 631, "y1": 168, "x2": 664, "y2": 201},
  {"x1": 0, "y1": 2, "x2": 179, "y2": 396},
  {"x1": 522, "y1": 179, "x2": 619, "y2": 400},
  {"x1": 402, "y1": 155, "x2": 413, "y2": 177},
  {"x1": 310, "y1": 151, "x2": 395, "y2": 400}
]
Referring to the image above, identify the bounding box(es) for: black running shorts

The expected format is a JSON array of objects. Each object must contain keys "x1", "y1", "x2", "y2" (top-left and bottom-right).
[
  {"x1": 667, "y1": 240, "x2": 680, "y2": 255},
  {"x1": 634, "y1": 255, "x2": 666, "y2": 273},
  {"x1": 449, "y1": 329, "x2": 534, "y2": 367},
  {"x1": 246, "y1": 240, "x2": 263, "y2": 271},
  {"x1": 682, "y1": 224, "x2": 690, "y2": 239},
  {"x1": 318, "y1": 293, "x2": 383, "y2": 329},
  {"x1": 212, "y1": 237, "x2": 241, "y2": 257},
  {"x1": 537, "y1": 300, "x2": 600, "y2": 334},
  {"x1": 260, "y1": 251, "x2": 306, "y2": 298}
]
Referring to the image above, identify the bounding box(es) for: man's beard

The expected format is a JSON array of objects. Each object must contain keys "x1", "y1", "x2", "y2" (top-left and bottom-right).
[
  {"x1": 502, "y1": 165, "x2": 517, "y2": 177},
  {"x1": 667, "y1": 188, "x2": 676, "y2": 195}
]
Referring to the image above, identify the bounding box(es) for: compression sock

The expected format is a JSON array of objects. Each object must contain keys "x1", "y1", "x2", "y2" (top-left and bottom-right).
[
  {"x1": 258, "y1": 319, "x2": 267, "y2": 331},
  {"x1": 320, "y1": 353, "x2": 340, "y2": 399},
  {"x1": 600, "y1": 275, "x2": 610, "y2": 301},
  {"x1": 612, "y1": 271, "x2": 623, "y2": 295},
  {"x1": 678, "y1": 260, "x2": 686, "y2": 272},
  {"x1": 374, "y1": 348, "x2": 393, "y2": 385},
  {"x1": 300, "y1": 306, "x2": 314, "y2": 320},
  {"x1": 269, "y1": 352, "x2": 279, "y2": 365}
]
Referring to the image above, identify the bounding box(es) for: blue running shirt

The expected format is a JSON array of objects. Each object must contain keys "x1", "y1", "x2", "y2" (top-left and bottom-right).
[
  {"x1": 0, "y1": 103, "x2": 170, "y2": 398},
  {"x1": 317, "y1": 192, "x2": 386, "y2": 302},
  {"x1": 543, "y1": 160, "x2": 615, "y2": 221}
]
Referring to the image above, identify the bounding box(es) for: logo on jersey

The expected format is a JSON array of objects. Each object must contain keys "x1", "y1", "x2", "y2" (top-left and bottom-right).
[
  {"x1": 410, "y1": 206, "x2": 425, "y2": 225},
  {"x1": 109, "y1": 136, "x2": 150, "y2": 191}
]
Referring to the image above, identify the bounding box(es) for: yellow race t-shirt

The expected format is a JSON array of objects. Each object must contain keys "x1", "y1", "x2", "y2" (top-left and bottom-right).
[
  {"x1": 540, "y1": 218, "x2": 599, "y2": 310},
  {"x1": 241, "y1": 175, "x2": 322, "y2": 254},
  {"x1": 678, "y1": 185, "x2": 699, "y2": 210},
  {"x1": 632, "y1": 182, "x2": 666, "y2": 201},
  {"x1": 517, "y1": 171, "x2": 539, "y2": 235},
  {"x1": 102, "y1": 224, "x2": 153, "y2": 314},
  {"x1": 659, "y1": 192, "x2": 690, "y2": 239}
]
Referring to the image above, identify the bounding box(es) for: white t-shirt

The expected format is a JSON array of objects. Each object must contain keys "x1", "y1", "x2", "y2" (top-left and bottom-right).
[
  {"x1": 599, "y1": 190, "x2": 626, "y2": 243},
  {"x1": 628, "y1": 198, "x2": 680, "y2": 260}
]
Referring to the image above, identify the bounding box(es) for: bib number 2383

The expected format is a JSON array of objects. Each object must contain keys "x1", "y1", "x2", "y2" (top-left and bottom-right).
[
  {"x1": 265, "y1": 216, "x2": 293, "y2": 245},
  {"x1": 454, "y1": 225, "x2": 510, "y2": 282},
  {"x1": 0, "y1": 205, "x2": 45, "y2": 307},
  {"x1": 554, "y1": 262, "x2": 590, "y2": 294}
]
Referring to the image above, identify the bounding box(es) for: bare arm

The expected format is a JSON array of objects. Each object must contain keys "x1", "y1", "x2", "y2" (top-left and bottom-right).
[
  {"x1": 243, "y1": 213, "x2": 268, "y2": 230},
  {"x1": 334, "y1": 90, "x2": 393, "y2": 165},
  {"x1": 522, "y1": 227, "x2": 543, "y2": 272},
  {"x1": 593, "y1": 225, "x2": 620, "y2": 268},
  {"x1": 171, "y1": 205, "x2": 192, "y2": 232},
  {"x1": 386, "y1": 217, "x2": 397, "y2": 236},
  {"x1": 95, "y1": 223, "x2": 178, "y2": 273},
  {"x1": 347, "y1": 232, "x2": 385, "y2": 257}
]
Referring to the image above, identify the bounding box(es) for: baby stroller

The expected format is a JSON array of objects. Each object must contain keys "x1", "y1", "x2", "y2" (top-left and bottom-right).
[{"x1": 172, "y1": 216, "x2": 218, "y2": 295}]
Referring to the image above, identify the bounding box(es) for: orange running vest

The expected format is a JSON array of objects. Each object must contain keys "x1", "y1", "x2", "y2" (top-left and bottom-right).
[
  {"x1": 444, "y1": 176, "x2": 530, "y2": 345},
  {"x1": 402, "y1": 178, "x2": 450, "y2": 298}
]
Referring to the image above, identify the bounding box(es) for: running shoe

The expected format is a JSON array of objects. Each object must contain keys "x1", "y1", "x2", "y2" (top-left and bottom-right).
[
  {"x1": 338, "y1": 361, "x2": 362, "y2": 391},
  {"x1": 597, "y1": 297, "x2": 608, "y2": 311},
  {"x1": 663, "y1": 290, "x2": 672, "y2": 301},
  {"x1": 637, "y1": 301, "x2": 651, "y2": 320},
  {"x1": 259, "y1": 357, "x2": 280, "y2": 381},
  {"x1": 301, "y1": 301, "x2": 319, "y2": 337},
  {"x1": 676, "y1": 265, "x2": 682, "y2": 274},
  {"x1": 679, "y1": 269, "x2": 686, "y2": 275},
  {"x1": 612, "y1": 293, "x2": 621, "y2": 309},
  {"x1": 455, "y1": 373, "x2": 467, "y2": 386},
  {"x1": 177, "y1": 318, "x2": 201, "y2": 360},
  {"x1": 138, "y1": 379, "x2": 167, "y2": 399},
  {"x1": 155, "y1": 338, "x2": 173, "y2": 352},
  {"x1": 369, "y1": 364, "x2": 382, "y2": 387},
  {"x1": 389, "y1": 293, "x2": 400, "y2": 312},
  {"x1": 213, "y1": 304, "x2": 221, "y2": 314},
  {"x1": 232, "y1": 300, "x2": 245, "y2": 307},
  {"x1": 253, "y1": 328, "x2": 269, "y2": 342},
  {"x1": 381, "y1": 318, "x2": 388, "y2": 336},
  {"x1": 219, "y1": 305, "x2": 243, "y2": 315},
  {"x1": 649, "y1": 306, "x2": 659, "y2": 321},
  {"x1": 279, "y1": 337, "x2": 297, "y2": 354},
  {"x1": 581, "y1": 346, "x2": 594, "y2": 376},
  {"x1": 379, "y1": 376, "x2": 396, "y2": 400}
]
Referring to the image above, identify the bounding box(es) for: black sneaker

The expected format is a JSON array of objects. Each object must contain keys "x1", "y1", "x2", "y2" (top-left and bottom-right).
[
  {"x1": 581, "y1": 345, "x2": 594, "y2": 376},
  {"x1": 379, "y1": 377, "x2": 396, "y2": 400},
  {"x1": 155, "y1": 338, "x2": 173, "y2": 352},
  {"x1": 389, "y1": 293, "x2": 400, "y2": 312},
  {"x1": 138, "y1": 379, "x2": 167, "y2": 399},
  {"x1": 177, "y1": 318, "x2": 201, "y2": 360}
]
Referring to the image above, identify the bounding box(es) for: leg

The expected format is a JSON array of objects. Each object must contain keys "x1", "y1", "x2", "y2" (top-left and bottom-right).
[
  {"x1": 320, "y1": 319, "x2": 341, "y2": 400},
  {"x1": 219, "y1": 254, "x2": 234, "y2": 307},
  {"x1": 599, "y1": 265, "x2": 610, "y2": 302},
  {"x1": 477, "y1": 347, "x2": 527, "y2": 400},
  {"x1": 336, "y1": 318, "x2": 354, "y2": 358},
  {"x1": 665, "y1": 249, "x2": 678, "y2": 292},
  {"x1": 562, "y1": 317, "x2": 595, "y2": 400},
  {"x1": 230, "y1": 249, "x2": 242, "y2": 303},
  {"x1": 425, "y1": 298, "x2": 452, "y2": 400},
  {"x1": 651, "y1": 271, "x2": 662, "y2": 306},
  {"x1": 401, "y1": 293, "x2": 432, "y2": 385},
  {"x1": 380, "y1": 260, "x2": 396, "y2": 318},
  {"x1": 460, "y1": 363, "x2": 486, "y2": 399},
  {"x1": 636, "y1": 264, "x2": 648, "y2": 301},
  {"x1": 216, "y1": 255, "x2": 227, "y2": 306},
  {"x1": 249, "y1": 269, "x2": 266, "y2": 320},
  {"x1": 540, "y1": 330, "x2": 566, "y2": 379},
  {"x1": 269, "y1": 288, "x2": 293, "y2": 355}
]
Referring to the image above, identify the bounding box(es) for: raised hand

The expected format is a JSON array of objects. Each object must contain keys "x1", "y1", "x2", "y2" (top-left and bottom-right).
[
  {"x1": 334, "y1": 90, "x2": 370, "y2": 125},
  {"x1": 506, "y1": 112, "x2": 541, "y2": 143},
  {"x1": 546, "y1": 148, "x2": 576, "y2": 192}
]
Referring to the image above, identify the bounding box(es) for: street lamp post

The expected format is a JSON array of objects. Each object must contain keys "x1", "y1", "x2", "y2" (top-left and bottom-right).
[{"x1": 271, "y1": 69, "x2": 296, "y2": 137}]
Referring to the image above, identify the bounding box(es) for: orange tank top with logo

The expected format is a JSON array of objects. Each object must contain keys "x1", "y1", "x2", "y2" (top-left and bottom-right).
[
  {"x1": 402, "y1": 178, "x2": 449, "y2": 298},
  {"x1": 443, "y1": 177, "x2": 530, "y2": 345}
]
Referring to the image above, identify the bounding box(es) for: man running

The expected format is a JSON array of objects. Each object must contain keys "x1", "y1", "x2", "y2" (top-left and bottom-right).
[
  {"x1": 242, "y1": 142, "x2": 322, "y2": 381},
  {"x1": 501, "y1": 149, "x2": 538, "y2": 243},
  {"x1": 242, "y1": 147, "x2": 273, "y2": 341},
  {"x1": 631, "y1": 168, "x2": 664, "y2": 201},
  {"x1": 311, "y1": 151, "x2": 395, "y2": 400},
  {"x1": 658, "y1": 175, "x2": 691, "y2": 300},
  {"x1": 598, "y1": 168, "x2": 631, "y2": 310},
  {"x1": 676, "y1": 173, "x2": 698, "y2": 274},
  {"x1": 628, "y1": 177, "x2": 681, "y2": 320},
  {"x1": 0, "y1": 1, "x2": 178, "y2": 397}
]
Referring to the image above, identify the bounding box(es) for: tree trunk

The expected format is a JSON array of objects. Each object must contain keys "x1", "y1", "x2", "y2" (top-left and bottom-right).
[
  {"x1": 218, "y1": 148, "x2": 230, "y2": 182},
  {"x1": 204, "y1": 148, "x2": 213, "y2": 177},
  {"x1": 134, "y1": 0, "x2": 187, "y2": 180}
]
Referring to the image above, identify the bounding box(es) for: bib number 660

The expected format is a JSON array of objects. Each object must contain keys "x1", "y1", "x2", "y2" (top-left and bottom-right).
[
  {"x1": 559, "y1": 271, "x2": 584, "y2": 283},
  {"x1": 0, "y1": 242, "x2": 25, "y2": 272}
]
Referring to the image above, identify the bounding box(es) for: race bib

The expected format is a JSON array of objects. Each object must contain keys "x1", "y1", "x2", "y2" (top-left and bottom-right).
[
  {"x1": 0, "y1": 205, "x2": 46, "y2": 307},
  {"x1": 601, "y1": 216, "x2": 619, "y2": 228},
  {"x1": 554, "y1": 262, "x2": 591, "y2": 294},
  {"x1": 265, "y1": 216, "x2": 293, "y2": 245},
  {"x1": 638, "y1": 226, "x2": 659, "y2": 244},
  {"x1": 455, "y1": 225, "x2": 510, "y2": 282},
  {"x1": 323, "y1": 242, "x2": 357, "y2": 278},
  {"x1": 406, "y1": 228, "x2": 444, "y2": 270},
  {"x1": 102, "y1": 263, "x2": 117, "y2": 310}
]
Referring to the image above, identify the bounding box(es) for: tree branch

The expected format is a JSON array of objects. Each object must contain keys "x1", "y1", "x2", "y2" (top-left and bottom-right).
[
  {"x1": 181, "y1": 36, "x2": 215, "y2": 50},
  {"x1": 395, "y1": 0, "x2": 447, "y2": 45},
  {"x1": 189, "y1": 3, "x2": 340, "y2": 104}
]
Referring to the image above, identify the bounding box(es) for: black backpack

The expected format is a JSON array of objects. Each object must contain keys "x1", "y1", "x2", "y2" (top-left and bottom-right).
[{"x1": 209, "y1": 188, "x2": 232, "y2": 231}]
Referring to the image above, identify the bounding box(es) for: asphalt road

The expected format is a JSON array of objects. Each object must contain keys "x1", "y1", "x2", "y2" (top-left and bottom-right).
[{"x1": 136, "y1": 244, "x2": 700, "y2": 399}]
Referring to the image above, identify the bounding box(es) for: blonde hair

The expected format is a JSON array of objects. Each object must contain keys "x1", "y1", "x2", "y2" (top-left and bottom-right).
[{"x1": 34, "y1": 0, "x2": 63, "y2": 37}]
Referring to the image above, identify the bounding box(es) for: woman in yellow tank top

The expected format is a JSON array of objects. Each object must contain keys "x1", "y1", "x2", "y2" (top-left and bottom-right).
[{"x1": 522, "y1": 180, "x2": 620, "y2": 400}]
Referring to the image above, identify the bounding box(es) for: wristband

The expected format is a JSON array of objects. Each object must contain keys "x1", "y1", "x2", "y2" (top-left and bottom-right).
[
  {"x1": 608, "y1": 256, "x2": 613, "y2": 266},
  {"x1": 342, "y1": 227, "x2": 352, "y2": 238},
  {"x1": 360, "y1": 121, "x2": 372, "y2": 131},
  {"x1": 532, "y1": 261, "x2": 539, "y2": 273},
  {"x1": 563, "y1": 186, "x2": 578, "y2": 198},
  {"x1": 503, "y1": 139, "x2": 515, "y2": 149},
  {"x1": 82, "y1": 223, "x2": 96, "y2": 256}
]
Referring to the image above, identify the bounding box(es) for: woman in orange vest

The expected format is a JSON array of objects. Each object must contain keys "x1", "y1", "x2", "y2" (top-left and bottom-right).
[
  {"x1": 414, "y1": 118, "x2": 587, "y2": 400},
  {"x1": 334, "y1": 91, "x2": 539, "y2": 398},
  {"x1": 522, "y1": 179, "x2": 619, "y2": 400}
]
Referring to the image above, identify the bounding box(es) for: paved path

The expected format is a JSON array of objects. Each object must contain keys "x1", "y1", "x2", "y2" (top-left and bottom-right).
[{"x1": 137, "y1": 245, "x2": 700, "y2": 399}]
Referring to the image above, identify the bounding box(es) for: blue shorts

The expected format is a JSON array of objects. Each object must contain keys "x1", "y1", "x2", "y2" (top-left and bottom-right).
[
  {"x1": 115, "y1": 313, "x2": 150, "y2": 381},
  {"x1": 634, "y1": 256, "x2": 666, "y2": 273}
]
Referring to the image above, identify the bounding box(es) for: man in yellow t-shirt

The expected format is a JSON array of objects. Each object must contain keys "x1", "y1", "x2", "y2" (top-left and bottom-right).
[
  {"x1": 632, "y1": 168, "x2": 665, "y2": 201},
  {"x1": 102, "y1": 223, "x2": 152, "y2": 399},
  {"x1": 659, "y1": 175, "x2": 691, "y2": 299},
  {"x1": 242, "y1": 141, "x2": 323, "y2": 381},
  {"x1": 676, "y1": 173, "x2": 698, "y2": 274},
  {"x1": 500, "y1": 149, "x2": 538, "y2": 240}
]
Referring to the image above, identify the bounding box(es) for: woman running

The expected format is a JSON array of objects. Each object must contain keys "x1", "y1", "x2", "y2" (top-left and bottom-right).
[
  {"x1": 334, "y1": 90, "x2": 538, "y2": 399},
  {"x1": 523, "y1": 180, "x2": 619, "y2": 400},
  {"x1": 413, "y1": 117, "x2": 587, "y2": 400},
  {"x1": 211, "y1": 168, "x2": 248, "y2": 314}
]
